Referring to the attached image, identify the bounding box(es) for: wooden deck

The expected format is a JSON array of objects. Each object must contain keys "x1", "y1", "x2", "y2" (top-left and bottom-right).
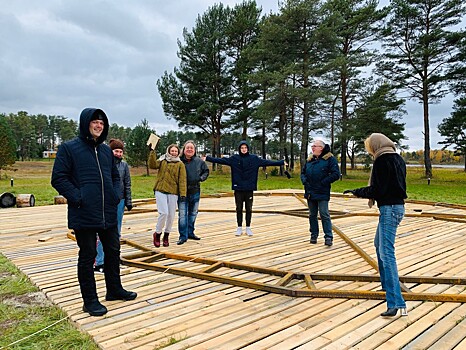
[{"x1": 1, "y1": 190, "x2": 466, "y2": 349}]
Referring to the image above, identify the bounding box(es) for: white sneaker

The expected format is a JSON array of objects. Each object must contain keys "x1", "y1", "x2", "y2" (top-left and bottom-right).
[
  {"x1": 235, "y1": 227, "x2": 243, "y2": 236},
  {"x1": 246, "y1": 227, "x2": 253, "y2": 236}
]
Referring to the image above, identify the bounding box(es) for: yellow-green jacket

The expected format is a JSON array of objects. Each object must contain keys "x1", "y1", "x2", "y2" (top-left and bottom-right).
[{"x1": 149, "y1": 151, "x2": 187, "y2": 197}]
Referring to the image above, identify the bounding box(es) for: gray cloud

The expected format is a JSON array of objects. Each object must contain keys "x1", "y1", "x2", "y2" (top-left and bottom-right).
[{"x1": 0, "y1": 0, "x2": 460, "y2": 150}]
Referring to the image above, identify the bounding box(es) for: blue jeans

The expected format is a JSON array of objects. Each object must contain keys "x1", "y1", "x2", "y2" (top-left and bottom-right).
[
  {"x1": 96, "y1": 199, "x2": 125, "y2": 266},
  {"x1": 178, "y1": 192, "x2": 201, "y2": 241},
  {"x1": 307, "y1": 199, "x2": 332, "y2": 239},
  {"x1": 375, "y1": 204, "x2": 406, "y2": 309}
]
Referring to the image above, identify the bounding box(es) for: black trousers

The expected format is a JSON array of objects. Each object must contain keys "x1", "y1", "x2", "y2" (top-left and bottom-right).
[
  {"x1": 74, "y1": 227, "x2": 122, "y2": 302},
  {"x1": 234, "y1": 190, "x2": 253, "y2": 227}
]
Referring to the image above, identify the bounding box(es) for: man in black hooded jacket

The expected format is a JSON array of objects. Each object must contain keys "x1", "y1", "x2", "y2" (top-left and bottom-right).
[
  {"x1": 204, "y1": 140, "x2": 285, "y2": 236},
  {"x1": 51, "y1": 108, "x2": 136, "y2": 316}
]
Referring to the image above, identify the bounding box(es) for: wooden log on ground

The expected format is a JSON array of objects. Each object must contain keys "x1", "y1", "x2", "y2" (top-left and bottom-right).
[
  {"x1": 0, "y1": 192, "x2": 16, "y2": 208},
  {"x1": 16, "y1": 194, "x2": 35, "y2": 207},
  {"x1": 54, "y1": 195, "x2": 67, "y2": 205}
]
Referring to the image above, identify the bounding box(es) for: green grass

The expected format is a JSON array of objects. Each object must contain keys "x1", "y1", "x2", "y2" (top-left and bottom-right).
[
  {"x1": 1, "y1": 161, "x2": 465, "y2": 205},
  {"x1": 0, "y1": 254, "x2": 99, "y2": 350}
]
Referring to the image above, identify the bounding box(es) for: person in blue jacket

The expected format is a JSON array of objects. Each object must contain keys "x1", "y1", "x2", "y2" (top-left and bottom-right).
[
  {"x1": 51, "y1": 108, "x2": 136, "y2": 317},
  {"x1": 301, "y1": 140, "x2": 340, "y2": 246},
  {"x1": 204, "y1": 140, "x2": 285, "y2": 237}
]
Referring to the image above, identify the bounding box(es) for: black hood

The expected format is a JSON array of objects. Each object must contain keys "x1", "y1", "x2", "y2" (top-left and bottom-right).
[
  {"x1": 238, "y1": 140, "x2": 250, "y2": 155},
  {"x1": 78, "y1": 108, "x2": 109, "y2": 145},
  {"x1": 321, "y1": 143, "x2": 331, "y2": 157}
]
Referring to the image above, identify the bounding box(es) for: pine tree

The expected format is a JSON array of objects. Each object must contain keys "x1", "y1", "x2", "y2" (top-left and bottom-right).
[{"x1": 377, "y1": 0, "x2": 466, "y2": 178}]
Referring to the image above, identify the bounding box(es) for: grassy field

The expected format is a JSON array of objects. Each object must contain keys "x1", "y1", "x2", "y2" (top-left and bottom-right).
[
  {"x1": 0, "y1": 254, "x2": 99, "y2": 350},
  {"x1": 1, "y1": 160, "x2": 465, "y2": 205}
]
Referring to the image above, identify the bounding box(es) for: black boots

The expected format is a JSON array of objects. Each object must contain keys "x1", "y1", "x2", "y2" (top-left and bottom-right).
[
  {"x1": 83, "y1": 290, "x2": 137, "y2": 316},
  {"x1": 163, "y1": 232, "x2": 169, "y2": 247},
  {"x1": 381, "y1": 307, "x2": 408, "y2": 317},
  {"x1": 106, "y1": 289, "x2": 138, "y2": 301},
  {"x1": 83, "y1": 299, "x2": 107, "y2": 316}
]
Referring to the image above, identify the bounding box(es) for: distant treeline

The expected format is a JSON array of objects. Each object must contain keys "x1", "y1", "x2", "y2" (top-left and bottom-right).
[{"x1": 0, "y1": 111, "x2": 463, "y2": 174}]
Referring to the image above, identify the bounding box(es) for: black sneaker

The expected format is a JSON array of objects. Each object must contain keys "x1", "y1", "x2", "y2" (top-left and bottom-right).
[
  {"x1": 310, "y1": 237, "x2": 317, "y2": 244},
  {"x1": 94, "y1": 265, "x2": 104, "y2": 274},
  {"x1": 106, "y1": 289, "x2": 137, "y2": 301},
  {"x1": 325, "y1": 238, "x2": 333, "y2": 246},
  {"x1": 83, "y1": 299, "x2": 107, "y2": 316}
]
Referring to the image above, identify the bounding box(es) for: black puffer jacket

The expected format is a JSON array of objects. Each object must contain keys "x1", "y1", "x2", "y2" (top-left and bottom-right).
[
  {"x1": 51, "y1": 108, "x2": 120, "y2": 230},
  {"x1": 353, "y1": 153, "x2": 407, "y2": 206},
  {"x1": 206, "y1": 140, "x2": 284, "y2": 191}
]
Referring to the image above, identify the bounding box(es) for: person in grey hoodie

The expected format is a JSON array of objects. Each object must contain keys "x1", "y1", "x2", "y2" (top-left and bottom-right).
[{"x1": 94, "y1": 138, "x2": 132, "y2": 273}]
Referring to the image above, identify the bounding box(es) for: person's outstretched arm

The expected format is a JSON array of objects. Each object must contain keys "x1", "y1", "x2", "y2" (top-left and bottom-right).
[
  {"x1": 257, "y1": 158, "x2": 285, "y2": 167},
  {"x1": 205, "y1": 155, "x2": 232, "y2": 166}
]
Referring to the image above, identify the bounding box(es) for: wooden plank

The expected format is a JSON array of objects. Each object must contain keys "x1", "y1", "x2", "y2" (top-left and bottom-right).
[{"x1": 2, "y1": 193, "x2": 466, "y2": 350}]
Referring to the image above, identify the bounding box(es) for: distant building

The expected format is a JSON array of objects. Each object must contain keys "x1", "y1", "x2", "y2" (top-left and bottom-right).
[{"x1": 43, "y1": 150, "x2": 57, "y2": 159}]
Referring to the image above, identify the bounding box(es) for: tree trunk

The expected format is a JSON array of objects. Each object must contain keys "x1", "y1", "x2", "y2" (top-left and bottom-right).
[
  {"x1": 16, "y1": 194, "x2": 35, "y2": 207},
  {"x1": 279, "y1": 94, "x2": 286, "y2": 176},
  {"x1": 54, "y1": 195, "x2": 67, "y2": 205},
  {"x1": 242, "y1": 99, "x2": 248, "y2": 140},
  {"x1": 340, "y1": 72, "x2": 348, "y2": 176},
  {"x1": 261, "y1": 123, "x2": 266, "y2": 159},
  {"x1": 289, "y1": 77, "x2": 296, "y2": 171},
  {"x1": 422, "y1": 89, "x2": 433, "y2": 178}
]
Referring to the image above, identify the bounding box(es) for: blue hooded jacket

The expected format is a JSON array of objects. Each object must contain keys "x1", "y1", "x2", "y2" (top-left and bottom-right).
[
  {"x1": 51, "y1": 108, "x2": 120, "y2": 230},
  {"x1": 300, "y1": 143, "x2": 340, "y2": 201},
  {"x1": 206, "y1": 140, "x2": 284, "y2": 191}
]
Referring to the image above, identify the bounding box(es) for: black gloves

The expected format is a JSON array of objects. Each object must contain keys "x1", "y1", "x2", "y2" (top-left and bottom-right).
[
  {"x1": 343, "y1": 190, "x2": 356, "y2": 195},
  {"x1": 126, "y1": 205, "x2": 133, "y2": 211}
]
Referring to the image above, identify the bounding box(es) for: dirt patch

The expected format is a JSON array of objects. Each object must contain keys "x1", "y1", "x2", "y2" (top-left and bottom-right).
[
  {"x1": 3, "y1": 292, "x2": 52, "y2": 308},
  {"x1": 0, "y1": 318, "x2": 19, "y2": 332}
]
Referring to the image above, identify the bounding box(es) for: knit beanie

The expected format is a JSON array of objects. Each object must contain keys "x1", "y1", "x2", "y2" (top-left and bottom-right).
[{"x1": 109, "y1": 138, "x2": 124, "y2": 151}]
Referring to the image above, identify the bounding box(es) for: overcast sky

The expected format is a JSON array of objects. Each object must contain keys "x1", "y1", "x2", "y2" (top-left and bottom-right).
[{"x1": 0, "y1": 1, "x2": 462, "y2": 151}]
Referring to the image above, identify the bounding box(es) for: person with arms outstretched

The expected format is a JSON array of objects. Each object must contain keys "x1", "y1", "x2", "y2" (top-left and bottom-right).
[{"x1": 204, "y1": 140, "x2": 285, "y2": 236}]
